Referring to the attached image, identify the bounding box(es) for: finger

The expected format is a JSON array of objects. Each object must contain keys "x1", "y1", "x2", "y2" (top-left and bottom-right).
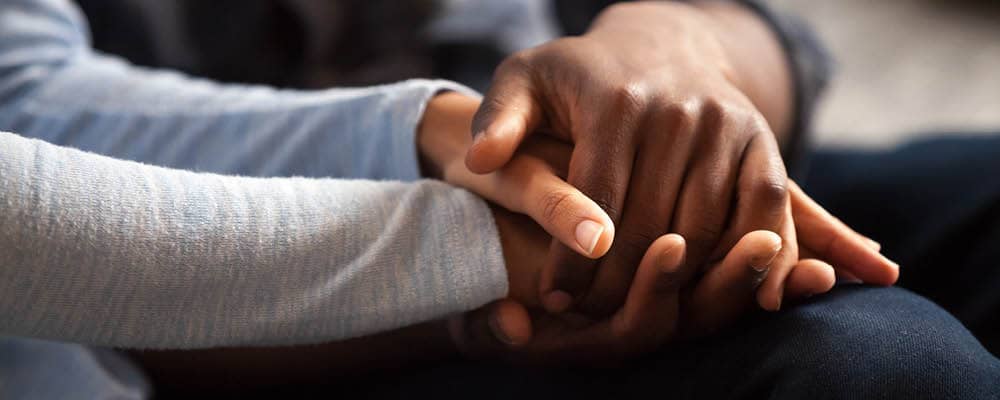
[
  {"x1": 713, "y1": 130, "x2": 789, "y2": 262},
  {"x1": 578, "y1": 105, "x2": 695, "y2": 316},
  {"x1": 670, "y1": 106, "x2": 743, "y2": 277},
  {"x1": 542, "y1": 234, "x2": 687, "y2": 363},
  {"x1": 466, "y1": 55, "x2": 545, "y2": 174},
  {"x1": 782, "y1": 259, "x2": 837, "y2": 300},
  {"x1": 615, "y1": 234, "x2": 687, "y2": 338},
  {"x1": 538, "y1": 110, "x2": 641, "y2": 313},
  {"x1": 687, "y1": 230, "x2": 782, "y2": 335},
  {"x1": 754, "y1": 196, "x2": 799, "y2": 311},
  {"x1": 452, "y1": 150, "x2": 615, "y2": 259},
  {"x1": 789, "y1": 181, "x2": 900, "y2": 285},
  {"x1": 504, "y1": 156, "x2": 615, "y2": 258},
  {"x1": 448, "y1": 300, "x2": 532, "y2": 360}
]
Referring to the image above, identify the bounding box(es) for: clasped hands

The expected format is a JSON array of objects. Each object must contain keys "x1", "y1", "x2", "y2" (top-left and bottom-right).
[{"x1": 418, "y1": 1, "x2": 898, "y2": 366}]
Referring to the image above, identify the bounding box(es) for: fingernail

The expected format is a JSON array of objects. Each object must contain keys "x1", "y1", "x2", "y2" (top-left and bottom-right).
[
  {"x1": 575, "y1": 220, "x2": 605, "y2": 256},
  {"x1": 543, "y1": 291, "x2": 573, "y2": 313},
  {"x1": 750, "y1": 245, "x2": 782, "y2": 272},
  {"x1": 488, "y1": 312, "x2": 515, "y2": 346},
  {"x1": 471, "y1": 130, "x2": 488, "y2": 147},
  {"x1": 865, "y1": 237, "x2": 881, "y2": 251},
  {"x1": 751, "y1": 269, "x2": 769, "y2": 289},
  {"x1": 660, "y1": 246, "x2": 682, "y2": 273}
]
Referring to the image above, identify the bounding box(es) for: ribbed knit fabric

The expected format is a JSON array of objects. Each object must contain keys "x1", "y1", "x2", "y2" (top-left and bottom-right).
[{"x1": 0, "y1": 0, "x2": 508, "y2": 349}]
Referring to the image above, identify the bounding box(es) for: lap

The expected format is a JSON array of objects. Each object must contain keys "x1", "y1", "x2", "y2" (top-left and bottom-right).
[
  {"x1": 804, "y1": 134, "x2": 1000, "y2": 350},
  {"x1": 346, "y1": 286, "x2": 1000, "y2": 399}
]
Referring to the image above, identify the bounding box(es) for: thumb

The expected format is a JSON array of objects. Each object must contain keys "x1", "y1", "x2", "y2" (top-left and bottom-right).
[
  {"x1": 466, "y1": 61, "x2": 544, "y2": 174},
  {"x1": 498, "y1": 155, "x2": 616, "y2": 259}
]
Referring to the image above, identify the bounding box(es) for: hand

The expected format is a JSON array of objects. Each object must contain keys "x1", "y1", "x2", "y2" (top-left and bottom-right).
[
  {"x1": 419, "y1": 92, "x2": 897, "y2": 312},
  {"x1": 463, "y1": 1, "x2": 828, "y2": 315},
  {"x1": 450, "y1": 229, "x2": 839, "y2": 365},
  {"x1": 420, "y1": 92, "x2": 615, "y2": 262},
  {"x1": 420, "y1": 92, "x2": 620, "y2": 305},
  {"x1": 454, "y1": 182, "x2": 899, "y2": 364}
]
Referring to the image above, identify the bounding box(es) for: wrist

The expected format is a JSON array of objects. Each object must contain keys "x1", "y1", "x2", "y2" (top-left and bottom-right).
[
  {"x1": 690, "y1": 1, "x2": 795, "y2": 141},
  {"x1": 417, "y1": 91, "x2": 480, "y2": 180},
  {"x1": 488, "y1": 202, "x2": 545, "y2": 308}
]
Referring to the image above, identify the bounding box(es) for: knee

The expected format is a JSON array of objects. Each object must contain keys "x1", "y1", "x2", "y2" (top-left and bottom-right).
[{"x1": 766, "y1": 286, "x2": 1000, "y2": 399}]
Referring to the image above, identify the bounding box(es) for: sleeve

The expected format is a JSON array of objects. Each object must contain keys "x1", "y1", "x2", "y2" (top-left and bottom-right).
[
  {"x1": 0, "y1": 0, "x2": 509, "y2": 349},
  {"x1": 733, "y1": 0, "x2": 834, "y2": 176},
  {"x1": 0, "y1": 132, "x2": 508, "y2": 349},
  {"x1": 0, "y1": 0, "x2": 478, "y2": 181}
]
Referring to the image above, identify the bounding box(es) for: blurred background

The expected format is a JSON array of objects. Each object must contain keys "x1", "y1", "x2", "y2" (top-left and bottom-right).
[
  {"x1": 772, "y1": 0, "x2": 1000, "y2": 148},
  {"x1": 79, "y1": 0, "x2": 1000, "y2": 149}
]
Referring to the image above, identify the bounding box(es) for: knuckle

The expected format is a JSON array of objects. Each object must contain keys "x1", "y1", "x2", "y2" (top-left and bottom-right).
[
  {"x1": 608, "y1": 82, "x2": 652, "y2": 115},
  {"x1": 497, "y1": 50, "x2": 534, "y2": 75},
  {"x1": 684, "y1": 223, "x2": 724, "y2": 251},
  {"x1": 662, "y1": 100, "x2": 700, "y2": 134},
  {"x1": 538, "y1": 189, "x2": 577, "y2": 225},
  {"x1": 618, "y1": 228, "x2": 662, "y2": 257},
  {"x1": 749, "y1": 176, "x2": 790, "y2": 209},
  {"x1": 582, "y1": 179, "x2": 621, "y2": 219}
]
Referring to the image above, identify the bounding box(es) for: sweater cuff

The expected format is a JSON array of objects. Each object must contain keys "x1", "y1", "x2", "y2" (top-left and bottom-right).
[
  {"x1": 384, "y1": 79, "x2": 481, "y2": 182},
  {"x1": 424, "y1": 180, "x2": 509, "y2": 313}
]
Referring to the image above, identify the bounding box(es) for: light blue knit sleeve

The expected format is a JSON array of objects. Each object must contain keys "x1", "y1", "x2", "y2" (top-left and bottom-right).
[
  {"x1": 0, "y1": 0, "x2": 478, "y2": 181},
  {"x1": 0, "y1": 0, "x2": 509, "y2": 348},
  {"x1": 0, "y1": 133, "x2": 508, "y2": 348}
]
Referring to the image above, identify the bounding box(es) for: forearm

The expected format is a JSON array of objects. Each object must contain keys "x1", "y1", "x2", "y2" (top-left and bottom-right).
[{"x1": 0, "y1": 133, "x2": 507, "y2": 348}]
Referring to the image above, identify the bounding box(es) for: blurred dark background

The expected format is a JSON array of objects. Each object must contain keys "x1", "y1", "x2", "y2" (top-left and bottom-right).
[{"x1": 77, "y1": 0, "x2": 1000, "y2": 149}]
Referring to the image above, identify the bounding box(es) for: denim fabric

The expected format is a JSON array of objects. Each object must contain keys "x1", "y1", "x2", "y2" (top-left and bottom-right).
[
  {"x1": 804, "y1": 134, "x2": 1000, "y2": 355},
  {"x1": 348, "y1": 286, "x2": 1000, "y2": 400}
]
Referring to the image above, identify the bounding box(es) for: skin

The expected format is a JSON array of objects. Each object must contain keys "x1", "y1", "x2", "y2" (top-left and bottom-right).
[
  {"x1": 416, "y1": 93, "x2": 893, "y2": 361},
  {"x1": 131, "y1": 92, "x2": 884, "y2": 390},
  {"x1": 131, "y1": 1, "x2": 902, "y2": 387},
  {"x1": 463, "y1": 0, "x2": 809, "y2": 316}
]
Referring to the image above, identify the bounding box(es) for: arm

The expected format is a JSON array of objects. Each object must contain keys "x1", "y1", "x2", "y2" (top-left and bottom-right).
[
  {"x1": 0, "y1": 0, "x2": 474, "y2": 180},
  {"x1": 0, "y1": 132, "x2": 507, "y2": 348}
]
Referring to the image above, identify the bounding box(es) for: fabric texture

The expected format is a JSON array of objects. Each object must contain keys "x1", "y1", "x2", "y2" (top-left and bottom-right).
[{"x1": 0, "y1": 0, "x2": 508, "y2": 349}]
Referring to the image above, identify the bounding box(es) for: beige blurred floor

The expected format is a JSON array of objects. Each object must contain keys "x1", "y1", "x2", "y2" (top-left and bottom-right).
[{"x1": 771, "y1": 0, "x2": 1000, "y2": 148}]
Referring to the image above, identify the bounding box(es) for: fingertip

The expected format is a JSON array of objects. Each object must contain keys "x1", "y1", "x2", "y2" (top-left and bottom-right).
[
  {"x1": 565, "y1": 198, "x2": 615, "y2": 259},
  {"x1": 743, "y1": 230, "x2": 782, "y2": 271},
  {"x1": 490, "y1": 300, "x2": 533, "y2": 347},
  {"x1": 465, "y1": 118, "x2": 524, "y2": 174},
  {"x1": 785, "y1": 259, "x2": 836, "y2": 299},
  {"x1": 580, "y1": 219, "x2": 616, "y2": 259},
  {"x1": 880, "y1": 258, "x2": 901, "y2": 285},
  {"x1": 653, "y1": 234, "x2": 687, "y2": 273},
  {"x1": 465, "y1": 132, "x2": 507, "y2": 174},
  {"x1": 542, "y1": 290, "x2": 573, "y2": 314},
  {"x1": 756, "y1": 286, "x2": 782, "y2": 312},
  {"x1": 853, "y1": 250, "x2": 900, "y2": 286}
]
